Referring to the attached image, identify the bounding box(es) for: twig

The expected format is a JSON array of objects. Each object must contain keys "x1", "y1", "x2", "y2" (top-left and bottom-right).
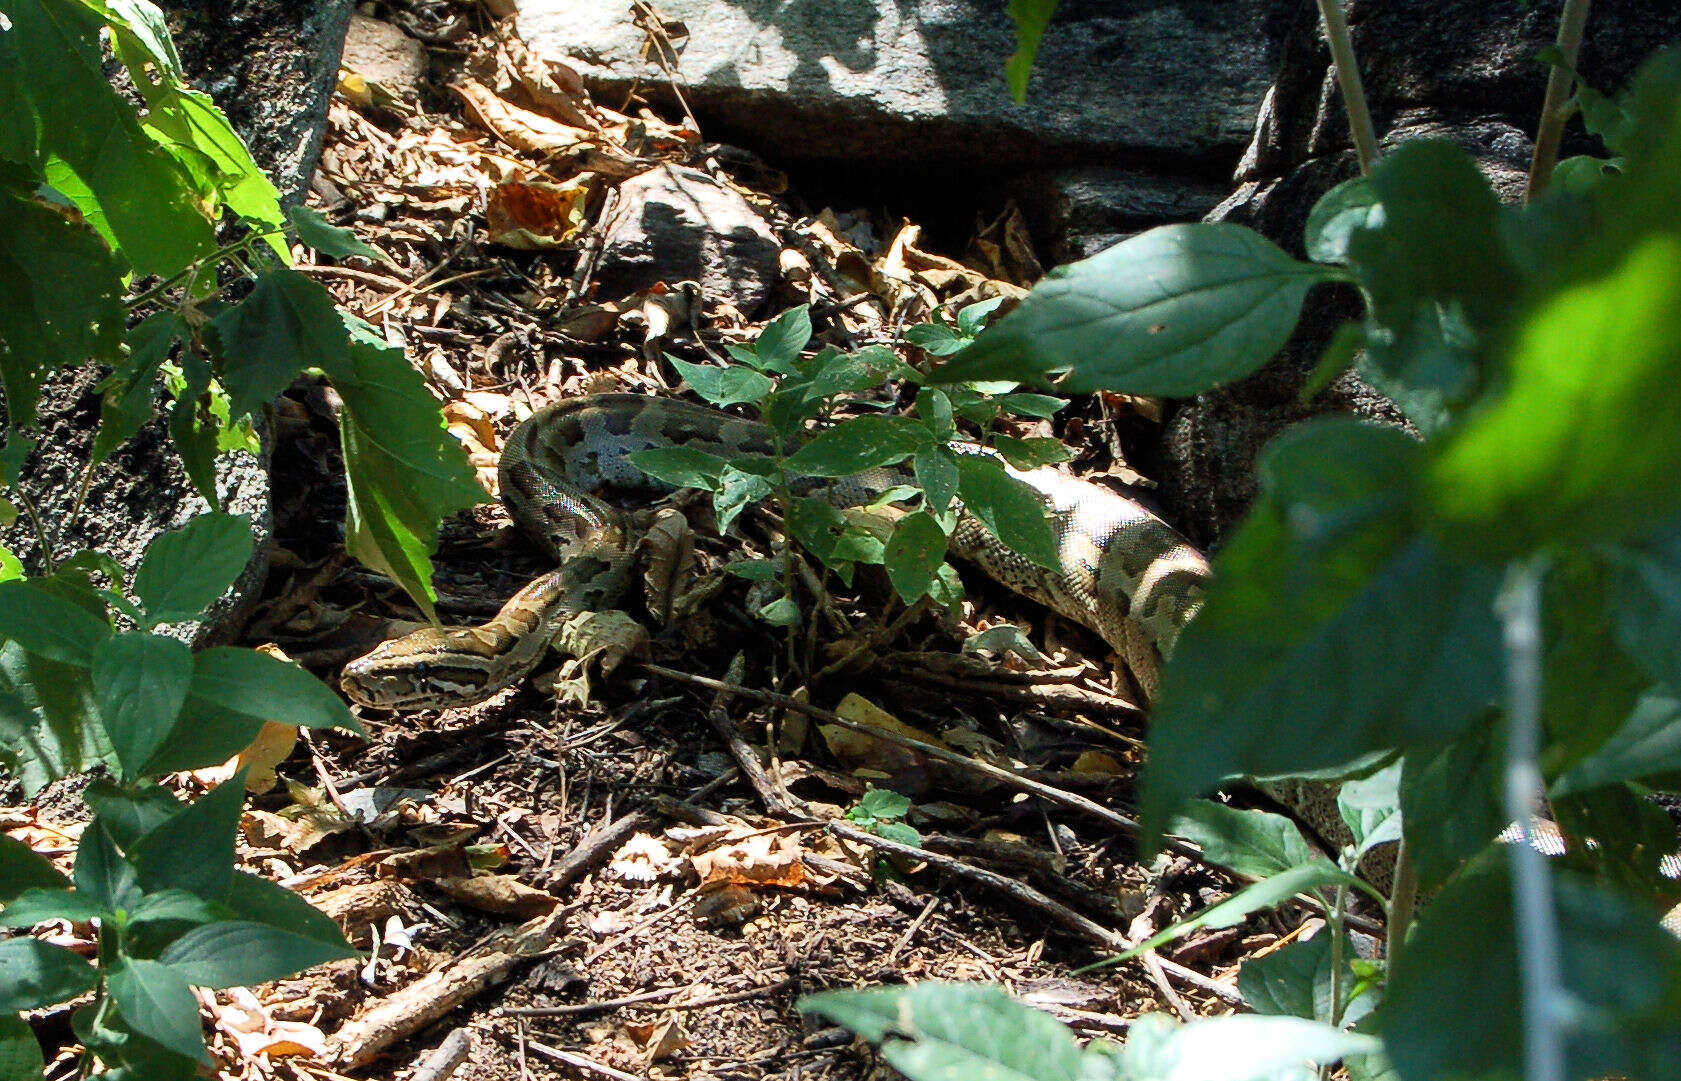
[
  {"x1": 655, "y1": 975, "x2": 799, "y2": 1012},
  {"x1": 1314, "y1": 0, "x2": 1380, "y2": 174},
  {"x1": 832, "y1": 821, "x2": 1243, "y2": 1005},
  {"x1": 810, "y1": 596, "x2": 931, "y2": 683},
  {"x1": 497, "y1": 986, "x2": 683, "y2": 1018},
  {"x1": 889, "y1": 897, "x2": 940, "y2": 961},
  {"x1": 1525, "y1": 0, "x2": 1593, "y2": 202},
  {"x1": 708, "y1": 653, "x2": 796, "y2": 816},
  {"x1": 524, "y1": 1041, "x2": 642, "y2": 1081},
  {"x1": 1142, "y1": 951, "x2": 1197, "y2": 1021},
  {"x1": 547, "y1": 809, "x2": 655, "y2": 890},
  {"x1": 410, "y1": 1029, "x2": 472, "y2": 1081},
  {"x1": 1499, "y1": 559, "x2": 1568, "y2": 1081}
]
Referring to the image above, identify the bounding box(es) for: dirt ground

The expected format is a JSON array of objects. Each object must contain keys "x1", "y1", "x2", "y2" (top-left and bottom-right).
[{"x1": 14, "y1": 2, "x2": 1373, "y2": 1078}]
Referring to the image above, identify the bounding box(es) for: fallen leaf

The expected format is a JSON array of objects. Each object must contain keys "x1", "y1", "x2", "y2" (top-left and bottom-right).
[
  {"x1": 434, "y1": 875, "x2": 559, "y2": 918},
  {"x1": 486, "y1": 176, "x2": 595, "y2": 249}
]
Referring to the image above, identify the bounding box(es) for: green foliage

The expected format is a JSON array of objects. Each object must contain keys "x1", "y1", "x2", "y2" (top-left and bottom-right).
[
  {"x1": 1004, "y1": 0, "x2": 1059, "y2": 103},
  {"x1": 845, "y1": 787, "x2": 921, "y2": 848},
  {"x1": 630, "y1": 300, "x2": 1062, "y2": 635},
  {"x1": 802, "y1": 982, "x2": 1378, "y2": 1081}
]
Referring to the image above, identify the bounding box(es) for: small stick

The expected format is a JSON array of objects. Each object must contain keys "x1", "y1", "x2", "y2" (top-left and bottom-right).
[
  {"x1": 888, "y1": 896, "x2": 940, "y2": 961},
  {"x1": 525, "y1": 1041, "x2": 642, "y2": 1081},
  {"x1": 708, "y1": 653, "x2": 797, "y2": 816},
  {"x1": 410, "y1": 1029, "x2": 472, "y2": 1081},
  {"x1": 498, "y1": 986, "x2": 684, "y2": 1018}
]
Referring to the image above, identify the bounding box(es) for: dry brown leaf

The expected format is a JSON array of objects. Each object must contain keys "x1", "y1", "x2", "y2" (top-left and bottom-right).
[
  {"x1": 452, "y1": 80, "x2": 647, "y2": 177},
  {"x1": 688, "y1": 830, "x2": 806, "y2": 889},
  {"x1": 623, "y1": 1015, "x2": 690, "y2": 1065},
  {"x1": 486, "y1": 176, "x2": 595, "y2": 249},
  {"x1": 555, "y1": 609, "x2": 648, "y2": 678},
  {"x1": 434, "y1": 875, "x2": 560, "y2": 918},
  {"x1": 235, "y1": 722, "x2": 299, "y2": 795},
  {"x1": 1071, "y1": 750, "x2": 1128, "y2": 777},
  {"x1": 640, "y1": 508, "x2": 695, "y2": 624},
  {"x1": 377, "y1": 842, "x2": 474, "y2": 882},
  {"x1": 818, "y1": 693, "x2": 945, "y2": 795},
  {"x1": 243, "y1": 806, "x2": 354, "y2": 855},
  {"x1": 501, "y1": 36, "x2": 601, "y2": 131},
  {"x1": 212, "y1": 987, "x2": 329, "y2": 1062}
]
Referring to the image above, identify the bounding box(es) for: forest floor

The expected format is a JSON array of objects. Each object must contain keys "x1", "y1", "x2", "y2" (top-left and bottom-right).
[{"x1": 12, "y1": 3, "x2": 1380, "y2": 1079}]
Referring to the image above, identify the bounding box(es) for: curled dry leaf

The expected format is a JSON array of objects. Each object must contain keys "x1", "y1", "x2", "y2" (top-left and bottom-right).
[
  {"x1": 688, "y1": 830, "x2": 807, "y2": 889},
  {"x1": 486, "y1": 176, "x2": 596, "y2": 249},
  {"x1": 819, "y1": 693, "x2": 946, "y2": 795},
  {"x1": 433, "y1": 875, "x2": 560, "y2": 919},
  {"x1": 556, "y1": 608, "x2": 649, "y2": 677},
  {"x1": 693, "y1": 882, "x2": 759, "y2": 928},
  {"x1": 212, "y1": 987, "x2": 330, "y2": 1062},
  {"x1": 640, "y1": 507, "x2": 695, "y2": 624},
  {"x1": 235, "y1": 722, "x2": 299, "y2": 795},
  {"x1": 501, "y1": 36, "x2": 601, "y2": 131},
  {"x1": 610, "y1": 832, "x2": 683, "y2": 882},
  {"x1": 452, "y1": 80, "x2": 647, "y2": 178},
  {"x1": 624, "y1": 1015, "x2": 690, "y2": 1065}
]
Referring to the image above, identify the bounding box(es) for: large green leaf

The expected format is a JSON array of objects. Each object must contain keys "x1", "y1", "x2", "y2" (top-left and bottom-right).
[
  {"x1": 1304, "y1": 177, "x2": 1381, "y2": 265},
  {"x1": 0, "y1": 0, "x2": 215, "y2": 276},
  {"x1": 954, "y1": 455, "x2": 1059, "y2": 570},
  {"x1": 1610, "y1": 518, "x2": 1681, "y2": 688},
  {"x1": 320, "y1": 316, "x2": 487, "y2": 622},
  {"x1": 92, "y1": 312, "x2": 185, "y2": 465},
  {"x1": 1140, "y1": 421, "x2": 1501, "y2": 843},
  {"x1": 225, "y1": 870, "x2": 352, "y2": 949},
  {"x1": 132, "y1": 513, "x2": 254, "y2": 627},
  {"x1": 127, "y1": 773, "x2": 246, "y2": 901},
  {"x1": 1112, "y1": 1013, "x2": 1380, "y2": 1081},
  {"x1": 106, "y1": 958, "x2": 207, "y2": 1062},
  {"x1": 0, "y1": 1013, "x2": 44, "y2": 1081},
  {"x1": 1343, "y1": 140, "x2": 1517, "y2": 431},
  {"x1": 884, "y1": 511, "x2": 948, "y2": 603},
  {"x1": 931, "y1": 223, "x2": 1337, "y2": 395},
  {"x1": 1429, "y1": 230, "x2": 1681, "y2": 556},
  {"x1": 801, "y1": 983, "x2": 1089, "y2": 1081},
  {"x1": 0, "y1": 188, "x2": 125, "y2": 426},
  {"x1": 211, "y1": 270, "x2": 349, "y2": 419},
  {"x1": 0, "y1": 833, "x2": 68, "y2": 903},
  {"x1": 0, "y1": 938, "x2": 96, "y2": 1012},
  {"x1": 160, "y1": 920, "x2": 357, "y2": 988},
  {"x1": 0, "y1": 887, "x2": 111, "y2": 928},
  {"x1": 1399, "y1": 726, "x2": 1504, "y2": 890},
  {"x1": 1238, "y1": 931, "x2": 1370, "y2": 1025},
  {"x1": 287, "y1": 205, "x2": 386, "y2": 263},
  {"x1": 1003, "y1": 0, "x2": 1059, "y2": 103},
  {"x1": 0, "y1": 644, "x2": 109, "y2": 793},
  {"x1": 93, "y1": 632, "x2": 193, "y2": 779},
  {"x1": 1382, "y1": 860, "x2": 1681, "y2": 1081},
  {"x1": 1551, "y1": 687, "x2": 1681, "y2": 796},
  {"x1": 669, "y1": 357, "x2": 773, "y2": 407},
  {"x1": 785, "y1": 416, "x2": 919, "y2": 477},
  {"x1": 0, "y1": 579, "x2": 111, "y2": 666},
  {"x1": 1169, "y1": 800, "x2": 1317, "y2": 879},
  {"x1": 73, "y1": 820, "x2": 141, "y2": 913}
]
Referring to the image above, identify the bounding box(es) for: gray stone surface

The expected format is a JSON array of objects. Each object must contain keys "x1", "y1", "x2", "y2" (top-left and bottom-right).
[
  {"x1": 1155, "y1": 0, "x2": 1681, "y2": 548},
  {"x1": 595, "y1": 164, "x2": 783, "y2": 314},
  {"x1": 517, "y1": 0, "x2": 1288, "y2": 168},
  {"x1": 341, "y1": 12, "x2": 429, "y2": 102},
  {"x1": 1010, "y1": 167, "x2": 1232, "y2": 264}
]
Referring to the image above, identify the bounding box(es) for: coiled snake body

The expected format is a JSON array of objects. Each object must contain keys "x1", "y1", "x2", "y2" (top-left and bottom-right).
[{"x1": 340, "y1": 393, "x2": 1212, "y2": 709}]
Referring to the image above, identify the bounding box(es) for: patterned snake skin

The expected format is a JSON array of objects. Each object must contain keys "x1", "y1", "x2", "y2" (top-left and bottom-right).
[{"x1": 340, "y1": 392, "x2": 1211, "y2": 708}]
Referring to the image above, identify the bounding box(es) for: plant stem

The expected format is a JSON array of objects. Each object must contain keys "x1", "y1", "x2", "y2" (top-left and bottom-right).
[
  {"x1": 1314, "y1": 0, "x2": 1381, "y2": 175},
  {"x1": 1498, "y1": 558, "x2": 1568, "y2": 1081},
  {"x1": 1328, "y1": 882, "x2": 1350, "y2": 1027},
  {"x1": 1388, "y1": 837, "x2": 1418, "y2": 951},
  {"x1": 1525, "y1": 0, "x2": 1593, "y2": 203},
  {"x1": 13, "y1": 486, "x2": 57, "y2": 574},
  {"x1": 51, "y1": 454, "x2": 99, "y2": 557}
]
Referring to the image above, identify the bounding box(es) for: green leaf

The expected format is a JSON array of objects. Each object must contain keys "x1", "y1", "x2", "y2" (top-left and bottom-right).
[
  {"x1": 132, "y1": 513, "x2": 254, "y2": 627},
  {"x1": 0, "y1": 580, "x2": 112, "y2": 665},
  {"x1": 724, "y1": 557, "x2": 781, "y2": 582},
  {"x1": 914, "y1": 445, "x2": 960, "y2": 516},
  {"x1": 126, "y1": 889, "x2": 229, "y2": 932},
  {"x1": 106, "y1": 958, "x2": 206, "y2": 1062},
  {"x1": 1304, "y1": 176, "x2": 1381, "y2": 265},
  {"x1": 127, "y1": 773, "x2": 247, "y2": 901},
  {"x1": 1113, "y1": 1013, "x2": 1380, "y2": 1081},
  {"x1": 0, "y1": 939, "x2": 97, "y2": 1012},
  {"x1": 224, "y1": 870, "x2": 354, "y2": 950},
  {"x1": 84, "y1": 781, "x2": 185, "y2": 849},
  {"x1": 1004, "y1": 0, "x2": 1059, "y2": 103},
  {"x1": 0, "y1": 834, "x2": 67, "y2": 904},
  {"x1": 801, "y1": 982, "x2": 1088, "y2": 1081},
  {"x1": 1238, "y1": 931, "x2": 1370, "y2": 1024},
  {"x1": 712, "y1": 464, "x2": 773, "y2": 535},
  {"x1": 1169, "y1": 801, "x2": 1317, "y2": 879},
  {"x1": 1552, "y1": 687, "x2": 1681, "y2": 796},
  {"x1": 858, "y1": 789, "x2": 912, "y2": 820},
  {"x1": 1429, "y1": 231, "x2": 1681, "y2": 555},
  {"x1": 884, "y1": 512, "x2": 948, "y2": 603},
  {"x1": 323, "y1": 315, "x2": 489, "y2": 623},
  {"x1": 1344, "y1": 141, "x2": 1516, "y2": 424},
  {"x1": 1336, "y1": 760, "x2": 1404, "y2": 859},
  {"x1": 72, "y1": 1000, "x2": 200, "y2": 1081},
  {"x1": 93, "y1": 633, "x2": 193, "y2": 780},
  {"x1": 905, "y1": 322, "x2": 966, "y2": 356},
  {"x1": 211, "y1": 269, "x2": 349, "y2": 419},
  {"x1": 629, "y1": 446, "x2": 727, "y2": 491},
  {"x1": 160, "y1": 920, "x2": 358, "y2": 989},
  {"x1": 1098, "y1": 861, "x2": 1373, "y2": 967},
  {"x1": 73, "y1": 820, "x2": 140, "y2": 913},
  {"x1": 0, "y1": 547, "x2": 18, "y2": 584},
  {"x1": 1611, "y1": 519, "x2": 1681, "y2": 688},
  {"x1": 93, "y1": 312, "x2": 185, "y2": 465},
  {"x1": 0, "y1": 1013, "x2": 44, "y2": 1081},
  {"x1": 931, "y1": 223, "x2": 1337, "y2": 395},
  {"x1": 0, "y1": 0, "x2": 216, "y2": 276},
  {"x1": 287, "y1": 205, "x2": 387, "y2": 263},
  {"x1": 670, "y1": 357, "x2": 774, "y2": 407},
  {"x1": 998, "y1": 392, "x2": 1065, "y2": 419},
  {"x1": 873, "y1": 820, "x2": 922, "y2": 847},
  {"x1": 956, "y1": 298, "x2": 1004, "y2": 336},
  {"x1": 0, "y1": 888, "x2": 110, "y2": 928},
  {"x1": 1382, "y1": 860, "x2": 1681, "y2": 1081},
  {"x1": 992, "y1": 435, "x2": 1072, "y2": 469},
  {"x1": 756, "y1": 596, "x2": 800, "y2": 627},
  {"x1": 1399, "y1": 727, "x2": 1503, "y2": 890},
  {"x1": 1140, "y1": 421, "x2": 1501, "y2": 844},
  {"x1": 754, "y1": 306, "x2": 812, "y2": 372},
  {"x1": 785, "y1": 416, "x2": 919, "y2": 477},
  {"x1": 954, "y1": 455, "x2": 1059, "y2": 570},
  {"x1": 0, "y1": 189, "x2": 126, "y2": 426}
]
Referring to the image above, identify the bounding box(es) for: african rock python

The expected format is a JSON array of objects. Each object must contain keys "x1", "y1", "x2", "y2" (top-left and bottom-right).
[{"x1": 340, "y1": 392, "x2": 1211, "y2": 709}]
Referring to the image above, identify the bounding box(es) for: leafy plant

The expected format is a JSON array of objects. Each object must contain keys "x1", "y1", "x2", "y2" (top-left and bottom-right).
[
  {"x1": 845, "y1": 787, "x2": 921, "y2": 847},
  {"x1": 0, "y1": 515, "x2": 363, "y2": 1076},
  {"x1": 630, "y1": 300, "x2": 1069, "y2": 644},
  {"x1": 904, "y1": 13, "x2": 1681, "y2": 1081}
]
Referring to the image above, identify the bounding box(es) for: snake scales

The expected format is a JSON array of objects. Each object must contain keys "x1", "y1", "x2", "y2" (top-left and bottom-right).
[{"x1": 340, "y1": 392, "x2": 1211, "y2": 709}]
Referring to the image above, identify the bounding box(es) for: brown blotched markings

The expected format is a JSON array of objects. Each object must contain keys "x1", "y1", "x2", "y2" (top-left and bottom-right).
[{"x1": 342, "y1": 393, "x2": 1213, "y2": 710}]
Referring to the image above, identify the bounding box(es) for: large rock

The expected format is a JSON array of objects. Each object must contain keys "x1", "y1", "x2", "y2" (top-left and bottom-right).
[
  {"x1": 1010, "y1": 167, "x2": 1233, "y2": 265},
  {"x1": 595, "y1": 164, "x2": 783, "y2": 314},
  {"x1": 517, "y1": 0, "x2": 1289, "y2": 169},
  {"x1": 1157, "y1": 0, "x2": 1681, "y2": 548}
]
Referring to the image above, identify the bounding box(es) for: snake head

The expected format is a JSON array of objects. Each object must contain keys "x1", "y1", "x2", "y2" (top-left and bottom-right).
[{"x1": 339, "y1": 626, "x2": 501, "y2": 709}]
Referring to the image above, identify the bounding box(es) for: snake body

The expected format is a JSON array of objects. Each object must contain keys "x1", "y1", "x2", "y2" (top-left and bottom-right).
[{"x1": 340, "y1": 393, "x2": 1212, "y2": 709}]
